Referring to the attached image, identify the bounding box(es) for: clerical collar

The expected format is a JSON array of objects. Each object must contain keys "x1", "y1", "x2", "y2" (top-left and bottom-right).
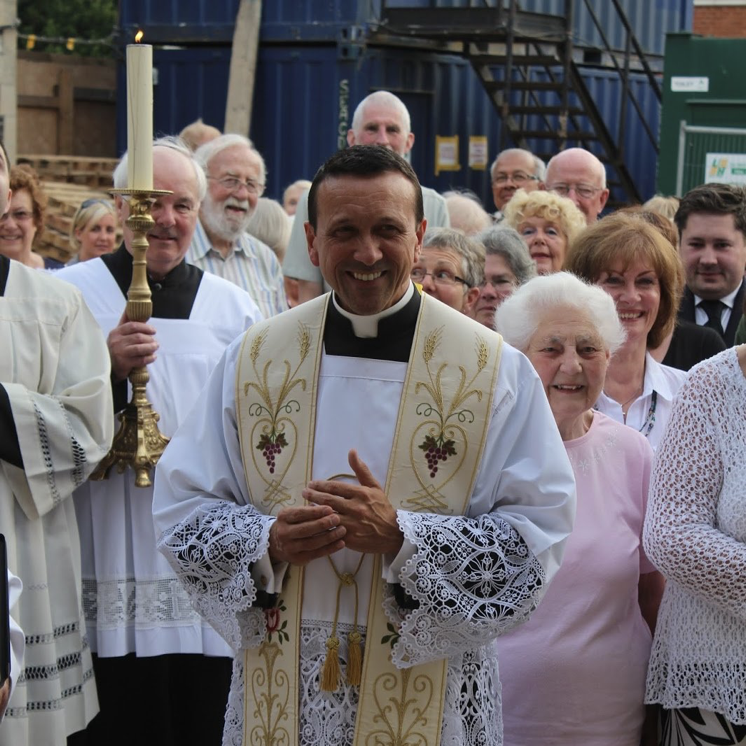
[
  {"x1": 324, "y1": 284, "x2": 421, "y2": 362},
  {"x1": 102, "y1": 244, "x2": 203, "y2": 319},
  {"x1": 332, "y1": 283, "x2": 415, "y2": 338},
  {"x1": 0, "y1": 255, "x2": 9, "y2": 296}
]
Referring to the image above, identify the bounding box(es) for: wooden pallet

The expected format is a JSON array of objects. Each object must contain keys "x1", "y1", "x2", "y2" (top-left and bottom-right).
[
  {"x1": 37, "y1": 181, "x2": 118, "y2": 264},
  {"x1": 19, "y1": 154, "x2": 119, "y2": 190}
]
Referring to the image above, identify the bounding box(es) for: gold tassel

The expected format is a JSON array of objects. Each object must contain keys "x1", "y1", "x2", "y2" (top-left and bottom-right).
[
  {"x1": 320, "y1": 635, "x2": 341, "y2": 691},
  {"x1": 346, "y1": 629, "x2": 362, "y2": 686}
]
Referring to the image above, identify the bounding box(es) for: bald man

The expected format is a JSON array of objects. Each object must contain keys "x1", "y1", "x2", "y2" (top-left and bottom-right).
[{"x1": 544, "y1": 148, "x2": 609, "y2": 223}]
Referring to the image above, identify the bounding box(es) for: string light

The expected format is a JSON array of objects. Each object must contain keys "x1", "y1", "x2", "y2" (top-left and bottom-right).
[{"x1": 18, "y1": 32, "x2": 115, "y2": 51}]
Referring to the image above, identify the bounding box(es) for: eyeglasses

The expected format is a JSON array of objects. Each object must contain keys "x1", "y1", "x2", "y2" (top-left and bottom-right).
[
  {"x1": 492, "y1": 171, "x2": 539, "y2": 186},
  {"x1": 480, "y1": 276, "x2": 516, "y2": 289},
  {"x1": 547, "y1": 183, "x2": 602, "y2": 199},
  {"x1": 411, "y1": 268, "x2": 471, "y2": 287},
  {"x1": 209, "y1": 175, "x2": 265, "y2": 196},
  {"x1": 80, "y1": 198, "x2": 111, "y2": 209},
  {"x1": 0, "y1": 209, "x2": 33, "y2": 223}
]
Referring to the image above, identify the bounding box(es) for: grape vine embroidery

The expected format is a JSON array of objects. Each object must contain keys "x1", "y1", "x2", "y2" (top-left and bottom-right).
[
  {"x1": 419, "y1": 434, "x2": 457, "y2": 479},
  {"x1": 256, "y1": 432, "x2": 288, "y2": 474}
]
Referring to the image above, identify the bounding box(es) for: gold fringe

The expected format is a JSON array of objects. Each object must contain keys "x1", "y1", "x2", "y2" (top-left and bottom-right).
[
  {"x1": 347, "y1": 630, "x2": 362, "y2": 686},
  {"x1": 321, "y1": 635, "x2": 341, "y2": 691}
]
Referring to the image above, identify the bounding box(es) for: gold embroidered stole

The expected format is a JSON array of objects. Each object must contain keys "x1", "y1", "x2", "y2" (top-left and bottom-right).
[{"x1": 236, "y1": 293, "x2": 502, "y2": 746}]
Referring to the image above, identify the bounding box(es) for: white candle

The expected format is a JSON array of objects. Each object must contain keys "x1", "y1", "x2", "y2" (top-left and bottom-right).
[{"x1": 126, "y1": 40, "x2": 153, "y2": 190}]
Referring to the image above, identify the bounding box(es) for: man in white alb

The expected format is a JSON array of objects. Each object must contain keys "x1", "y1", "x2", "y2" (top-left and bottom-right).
[
  {"x1": 0, "y1": 137, "x2": 113, "y2": 746},
  {"x1": 154, "y1": 145, "x2": 576, "y2": 746}
]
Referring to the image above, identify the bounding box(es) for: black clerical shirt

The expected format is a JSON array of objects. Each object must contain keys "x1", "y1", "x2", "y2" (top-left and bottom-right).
[
  {"x1": 323, "y1": 288, "x2": 421, "y2": 363},
  {"x1": 104, "y1": 245, "x2": 204, "y2": 412}
]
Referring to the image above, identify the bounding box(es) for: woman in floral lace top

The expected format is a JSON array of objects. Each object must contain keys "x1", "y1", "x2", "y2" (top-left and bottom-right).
[
  {"x1": 644, "y1": 346, "x2": 746, "y2": 745},
  {"x1": 495, "y1": 272, "x2": 664, "y2": 745}
]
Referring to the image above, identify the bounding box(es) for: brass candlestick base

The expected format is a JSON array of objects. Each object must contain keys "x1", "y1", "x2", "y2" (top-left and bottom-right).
[{"x1": 91, "y1": 188, "x2": 172, "y2": 488}]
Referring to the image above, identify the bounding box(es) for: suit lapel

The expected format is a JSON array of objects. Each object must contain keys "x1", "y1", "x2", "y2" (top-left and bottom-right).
[{"x1": 723, "y1": 281, "x2": 745, "y2": 346}]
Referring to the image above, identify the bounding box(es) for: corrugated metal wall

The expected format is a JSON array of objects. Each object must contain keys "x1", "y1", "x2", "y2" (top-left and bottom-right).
[
  {"x1": 519, "y1": 0, "x2": 692, "y2": 57},
  {"x1": 126, "y1": 43, "x2": 662, "y2": 207},
  {"x1": 120, "y1": 0, "x2": 691, "y2": 57}
]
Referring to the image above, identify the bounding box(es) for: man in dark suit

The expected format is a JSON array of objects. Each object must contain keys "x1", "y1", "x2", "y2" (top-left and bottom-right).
[{"x1": 675, "y1": 183, "x2": 746, "y2": 347}]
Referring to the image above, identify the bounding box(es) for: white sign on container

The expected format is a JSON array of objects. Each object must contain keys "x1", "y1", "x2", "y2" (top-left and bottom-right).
[{"x1": 671, "y1": 76, "x2": 709, "y2": 93}]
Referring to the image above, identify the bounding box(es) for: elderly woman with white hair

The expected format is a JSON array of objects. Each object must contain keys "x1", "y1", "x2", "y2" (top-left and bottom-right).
[{"x1": 495, "y1": 272, "x2": 664, "y2": 746}]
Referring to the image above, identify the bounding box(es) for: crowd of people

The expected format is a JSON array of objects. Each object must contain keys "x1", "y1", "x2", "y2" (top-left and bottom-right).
[{"x1": 0, "y1": 86, "x2": 745, "y2": 746}]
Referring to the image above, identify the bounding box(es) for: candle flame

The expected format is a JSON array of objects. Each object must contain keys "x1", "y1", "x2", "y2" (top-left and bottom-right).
[{"x1": 135, "y1": 30, "x2": 144, "y2": 43}]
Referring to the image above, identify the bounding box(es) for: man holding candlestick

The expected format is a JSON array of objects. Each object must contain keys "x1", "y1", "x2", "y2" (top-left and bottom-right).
[{"x1": 57, "y1": 137, "x2": 263, "y2": 746}]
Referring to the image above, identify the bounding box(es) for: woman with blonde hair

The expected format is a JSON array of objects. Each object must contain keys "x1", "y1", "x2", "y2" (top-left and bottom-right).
[
  {"x1": 565, "y1": 211, "x2": 686, "y2": 450},
  {"x1": 68, "y1": 198, "x2": 118, "y2": 263},
  {"x1": 503, "y1": 188, "x2": 586, "y2": 275},
  {"x1": 642, "y1": 194, "x2": 680, "y2": 223}
]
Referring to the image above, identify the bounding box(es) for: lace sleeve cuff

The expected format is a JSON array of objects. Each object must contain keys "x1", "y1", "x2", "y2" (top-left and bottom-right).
[
  {"x1": 157, "y1": 501, "x2": 274, "y2": 650},
  {"x1": 390, "y1": 510, "x2": 545, "y2": 667}
]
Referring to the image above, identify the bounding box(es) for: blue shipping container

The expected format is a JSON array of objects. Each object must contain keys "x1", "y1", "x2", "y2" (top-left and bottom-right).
[
  {"x1": 120, "y1": 42, "x2": 661, "y2": 207},
  {"x1": 119, "y1": 0, "x2": 691, "y2": 57}
]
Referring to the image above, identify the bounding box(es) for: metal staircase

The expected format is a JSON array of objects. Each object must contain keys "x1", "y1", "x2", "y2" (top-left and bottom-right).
[{"x1": 377, "y1": 0, "x2": 663, "y2": 205}]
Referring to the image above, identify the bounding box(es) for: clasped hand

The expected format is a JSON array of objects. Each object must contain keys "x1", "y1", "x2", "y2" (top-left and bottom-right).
[{"x1": 268, "y1": 450, "x2": 403, "y2": 566}]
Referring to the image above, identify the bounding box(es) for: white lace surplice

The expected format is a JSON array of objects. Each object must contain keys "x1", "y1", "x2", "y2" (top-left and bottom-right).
[
  {"x1": 645, "y1": 347, "x2": 746, "y2": 722},
  {"x1": 154, "y1": 339, "x2": 577, "y2": 746}
]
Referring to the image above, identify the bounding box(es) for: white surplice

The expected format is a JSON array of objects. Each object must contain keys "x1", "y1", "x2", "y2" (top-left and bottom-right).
[
  {"x1": 153, "y1": 320, "x2": 577, "y2": 746},
  {"x1": 58, "y1": 258, "x2": 263, "y2": 658},
  {"x1": 0, "y1": 261, "x2": 113, "y2": 746}
]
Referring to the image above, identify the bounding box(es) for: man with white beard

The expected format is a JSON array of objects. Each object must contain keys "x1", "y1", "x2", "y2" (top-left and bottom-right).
[{"x1": 187, "y1": 134, "x2": 287, "y2": 318}]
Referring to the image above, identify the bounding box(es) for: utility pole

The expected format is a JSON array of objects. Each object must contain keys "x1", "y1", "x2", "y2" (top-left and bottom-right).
[
  {"x1": 0, "y1": 0, "x2": 17, "y2": 162},
  {"x1": 224, "y1": 0, "x2": 261, "y2": 137}
]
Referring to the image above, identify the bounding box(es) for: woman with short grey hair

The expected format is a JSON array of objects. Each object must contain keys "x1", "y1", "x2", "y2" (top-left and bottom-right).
[
  {"x1": 495, "y1": 272, "x2": 663, "y2": 746},
  {"x1": 411, "y1": 228, "x2": 485, "y2": 315},
  {"x1": 472, "y1": 225, "x2": 535, "y2": 328}
]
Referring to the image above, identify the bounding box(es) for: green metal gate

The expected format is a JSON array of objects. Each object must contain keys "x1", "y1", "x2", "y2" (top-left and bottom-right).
[{"x1": 676, "y1": 121, "x2": 746, "y2": 196}]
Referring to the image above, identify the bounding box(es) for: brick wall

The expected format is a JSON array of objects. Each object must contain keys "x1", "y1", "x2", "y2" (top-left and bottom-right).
[{"x1": 694, "y1": 6, "x2": 746, "y2": 37}]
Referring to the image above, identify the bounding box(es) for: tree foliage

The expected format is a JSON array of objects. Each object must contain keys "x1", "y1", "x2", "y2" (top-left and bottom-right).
[{"x1": 18, "y1": 0, "x2": 118, "y2": 57}]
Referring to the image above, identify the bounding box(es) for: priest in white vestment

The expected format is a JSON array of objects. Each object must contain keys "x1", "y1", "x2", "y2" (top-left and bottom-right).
[
  {"x1": 0, "y1": 133, "x2": 114, "y2": 746},
  {"x1": 154, "y1": 145, "x2": 576, "y2": 746},
  {"x1": 57, "y1": 137, "x2": 262, "y2": 746}
]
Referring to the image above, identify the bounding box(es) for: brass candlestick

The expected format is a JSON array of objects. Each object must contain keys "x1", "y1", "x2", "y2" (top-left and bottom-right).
[{"x1": 90, "y1": 189, "x2": 172, "y2": 488}]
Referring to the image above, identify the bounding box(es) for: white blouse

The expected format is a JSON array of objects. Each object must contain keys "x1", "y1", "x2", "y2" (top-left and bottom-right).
[
  {"x1": 595, "y1": 352, "x2": 686, "y2": 451},
  {"x1": 644, "y1": 347, "x2": 746, "y2": 722}
]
